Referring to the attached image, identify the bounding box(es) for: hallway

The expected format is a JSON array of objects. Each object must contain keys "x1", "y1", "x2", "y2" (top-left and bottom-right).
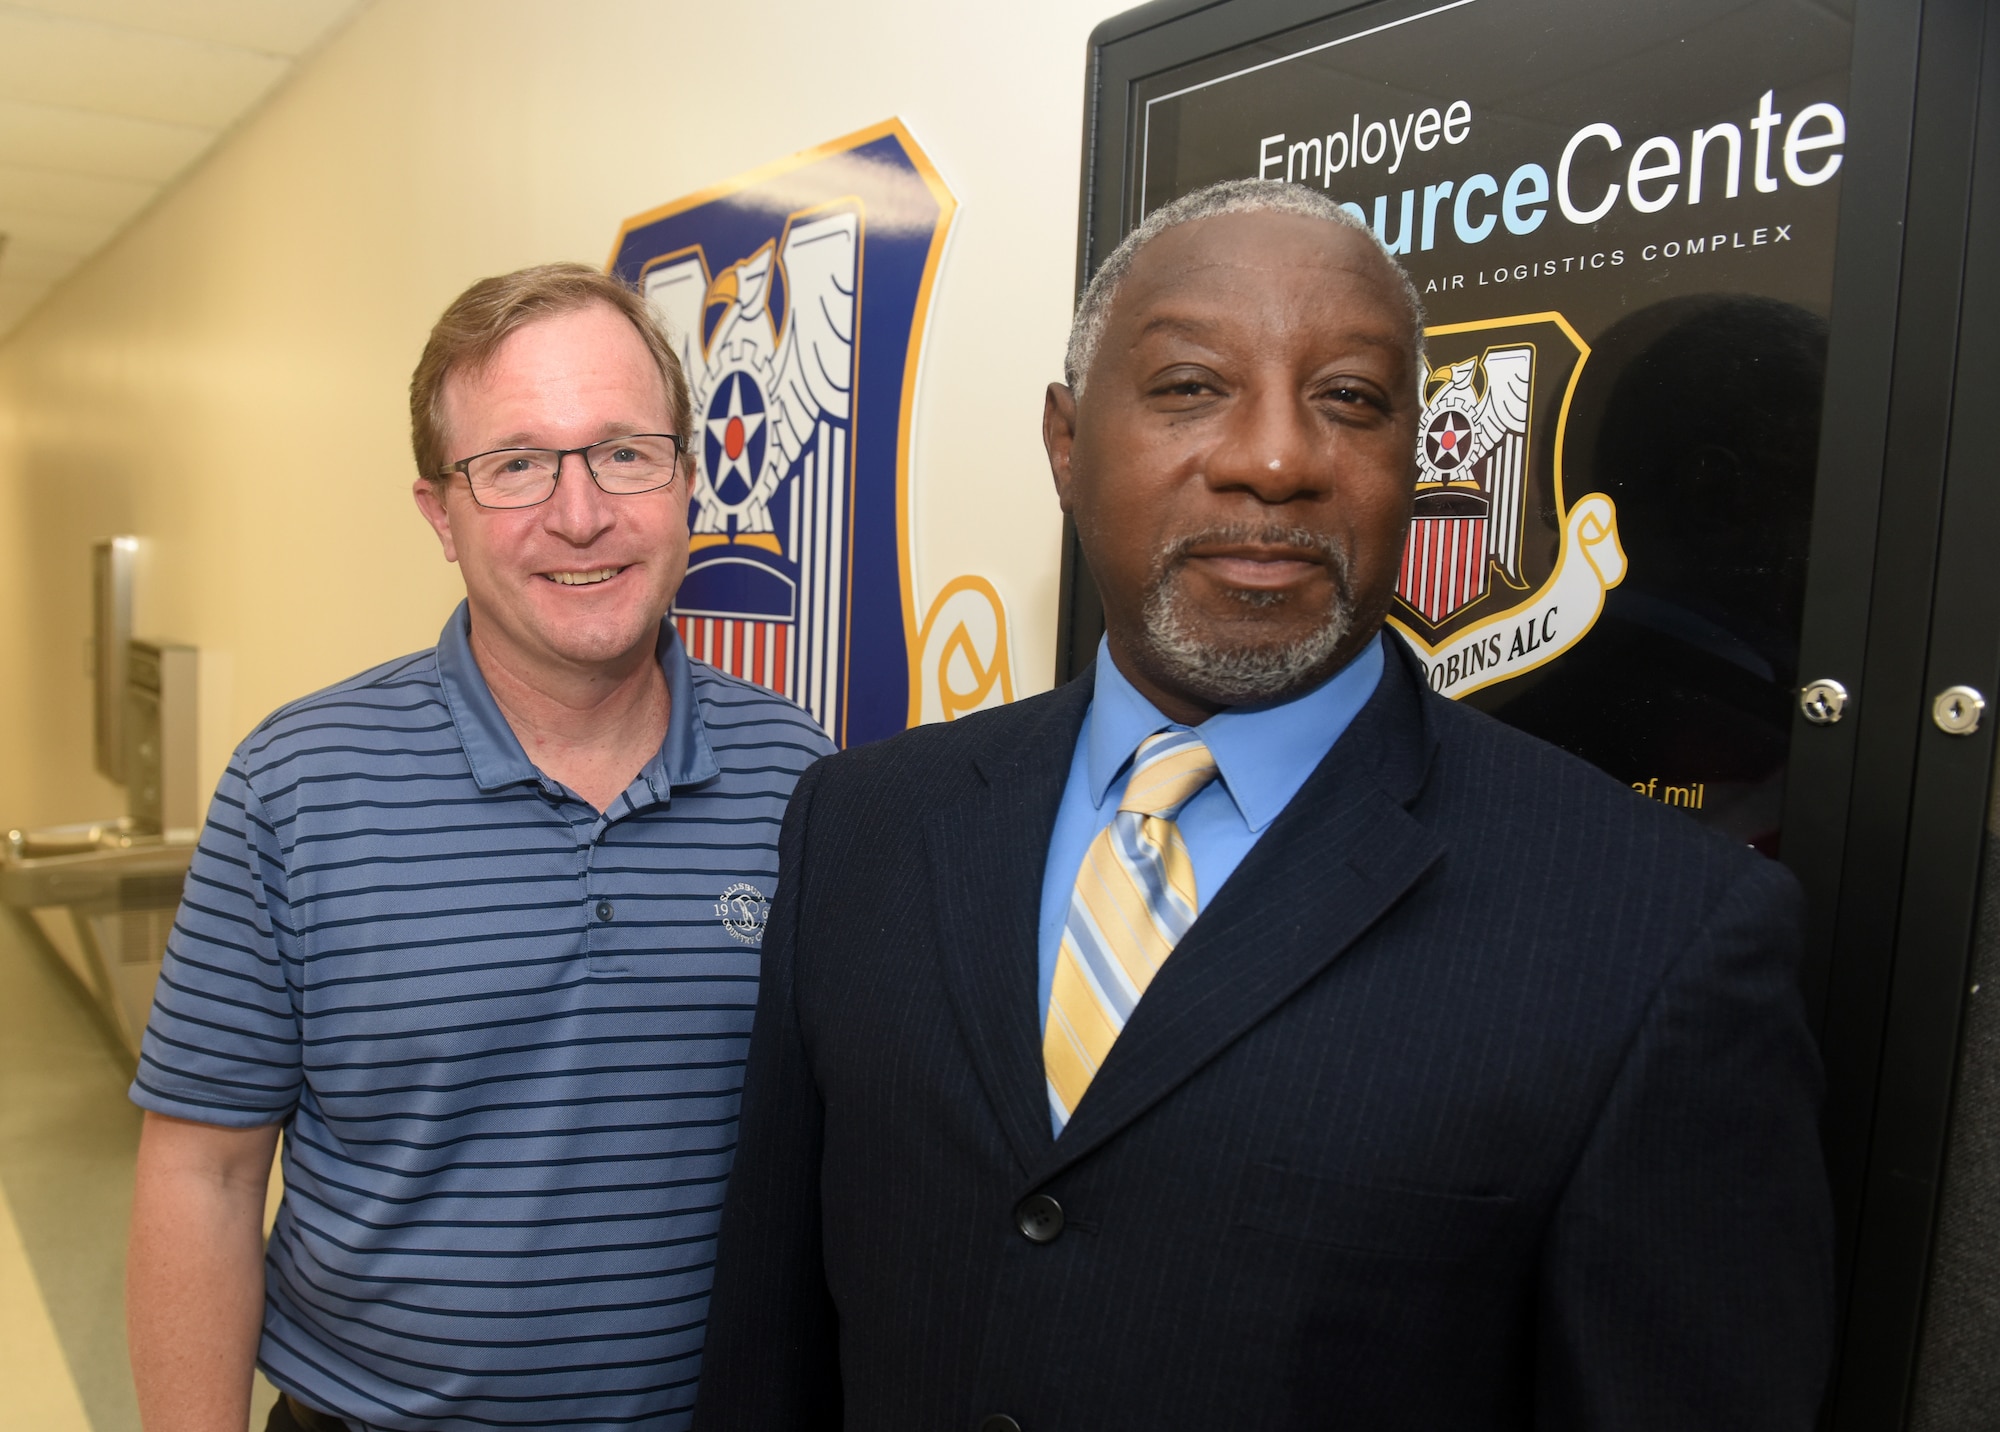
[{"x1": 0, "y1": 910, "x2": 277, "y2": 1431}]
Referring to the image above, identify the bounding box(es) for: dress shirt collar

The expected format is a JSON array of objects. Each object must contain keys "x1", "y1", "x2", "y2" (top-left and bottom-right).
[
  {"x1": 434, "y1": 600, "x2": 721, "y2": 798},
  {"x1": 1085, "y1": 630, "x2": 1387, "y2": 832}
]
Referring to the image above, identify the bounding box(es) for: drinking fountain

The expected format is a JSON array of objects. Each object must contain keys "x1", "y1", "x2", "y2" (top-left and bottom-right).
[{"x1": 1, "y1": 538, "x2": 201, "y2": 1060}]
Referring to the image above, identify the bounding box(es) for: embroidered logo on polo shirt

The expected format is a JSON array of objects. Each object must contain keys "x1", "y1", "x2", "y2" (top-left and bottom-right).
[{"x1": 715, "y1": 883, "x2": 770, "y2": 945}]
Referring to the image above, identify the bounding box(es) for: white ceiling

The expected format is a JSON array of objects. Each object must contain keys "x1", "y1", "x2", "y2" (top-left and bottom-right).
[{"x1": 0, "y1": 0, "x2": 366, "y2": 338}]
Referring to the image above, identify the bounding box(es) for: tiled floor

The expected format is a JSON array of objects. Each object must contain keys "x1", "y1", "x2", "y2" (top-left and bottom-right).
[
  {"x1": 0, "y1": 1171, "x2": 93, "y2": 1429},
  {"x1": 0, "y1": 910, "x2": 280, "y2": 1431}
]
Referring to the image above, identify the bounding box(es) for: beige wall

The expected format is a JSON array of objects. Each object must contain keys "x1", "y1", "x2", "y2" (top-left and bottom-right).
[{"x1": 0, "y1": 0, "x2": 1121, "y2": 830}]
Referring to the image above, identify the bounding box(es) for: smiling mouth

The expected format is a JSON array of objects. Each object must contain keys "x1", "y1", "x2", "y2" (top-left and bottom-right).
[{"x1": 543, "y1": 567, "x2": 627, "y2": 586}]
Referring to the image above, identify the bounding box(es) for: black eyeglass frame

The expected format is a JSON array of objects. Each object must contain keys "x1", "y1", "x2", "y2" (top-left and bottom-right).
[{"x1": 436, "y1": 433, "x2": 686, "y2": 509}]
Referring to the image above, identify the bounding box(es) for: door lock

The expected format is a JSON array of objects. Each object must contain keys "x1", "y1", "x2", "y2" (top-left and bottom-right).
[
  {"x1": 1933, "y1": 686, "x2": 1986, "y2": 736},
  {"x1": 1800, "y1": 679, "x2": 1849, "y2": 726}
]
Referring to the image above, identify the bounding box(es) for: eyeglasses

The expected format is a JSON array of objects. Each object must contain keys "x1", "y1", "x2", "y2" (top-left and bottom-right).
[{"x1": 438, "y1": 434, "x2": 684, "y2": 509}]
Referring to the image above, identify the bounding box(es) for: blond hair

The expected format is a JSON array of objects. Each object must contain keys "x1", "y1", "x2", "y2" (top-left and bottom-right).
[{"x1": 409, "y1": 262, "x2": 693, "y2": 481}]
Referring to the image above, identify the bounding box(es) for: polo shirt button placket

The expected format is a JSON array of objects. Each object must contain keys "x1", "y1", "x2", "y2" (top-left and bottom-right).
[{"x1": 581, "y1": 806, "x2": 609, "y2": 969}]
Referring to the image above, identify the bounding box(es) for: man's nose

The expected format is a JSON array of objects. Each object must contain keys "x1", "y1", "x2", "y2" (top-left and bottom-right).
[
  {"x1": 1202, "y1": 386, "x2": 1332, "y2": 502},
  {"x1": 544, "y1": 450, "x2": 616, "y2": 541}
]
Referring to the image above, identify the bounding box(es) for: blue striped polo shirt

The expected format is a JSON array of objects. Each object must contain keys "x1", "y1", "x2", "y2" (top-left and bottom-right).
[{"x1": 131, "y1": 603, "x2": 833, "y2": 1432}]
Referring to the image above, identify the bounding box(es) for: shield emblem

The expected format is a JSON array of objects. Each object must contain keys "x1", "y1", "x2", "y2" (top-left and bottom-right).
[
  {"x1": 1396, "y1": 340, "x2": 1536, "y2": 629},
  {"x1": 1389, "y1": 314, "x2": 1625, "y2": 698},
  {"x1": 1400, "y1": 487, "x2": 1491, "y2": 625},
  {"x1": 609, "y1": 121, "x2": 984, "y2": 746}
]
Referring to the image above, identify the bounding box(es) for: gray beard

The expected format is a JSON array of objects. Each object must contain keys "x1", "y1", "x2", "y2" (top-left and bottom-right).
[{"x1": 1136, "y1": 525, "x2": 1355, "y2": 706}]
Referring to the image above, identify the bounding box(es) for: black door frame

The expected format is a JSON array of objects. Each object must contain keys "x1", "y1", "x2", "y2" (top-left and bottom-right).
[{"x1": 1829, "y1": 2, "x2": 1999, "y2": 1423}]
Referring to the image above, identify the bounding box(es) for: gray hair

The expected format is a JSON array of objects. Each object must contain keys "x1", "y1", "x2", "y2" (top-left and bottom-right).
[{"x1": 1063, "y1": 179, "x2": 1426, "y2": 397}]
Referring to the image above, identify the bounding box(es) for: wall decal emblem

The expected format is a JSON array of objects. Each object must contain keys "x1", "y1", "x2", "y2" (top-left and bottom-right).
[{"x1": 610, "y1": 119, "x2": 1013, "y2": 745}]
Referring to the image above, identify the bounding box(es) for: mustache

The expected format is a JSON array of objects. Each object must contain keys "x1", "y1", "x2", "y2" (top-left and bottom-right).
[{"x1": 1151, "y1": 523, "x2": 1352, "y2": 580}]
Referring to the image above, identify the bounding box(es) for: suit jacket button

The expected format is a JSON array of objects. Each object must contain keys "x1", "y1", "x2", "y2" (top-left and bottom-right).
[
  {"x1": 979, "y1": 1417, "x2": 1022, "y2": 1432},
  {"x1": 1014, "y1": 1193, "x2": 1063, "y2": 1243}
]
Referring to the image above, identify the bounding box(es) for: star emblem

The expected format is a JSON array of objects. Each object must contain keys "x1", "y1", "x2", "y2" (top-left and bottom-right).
[
  {"x1": 704, "y1": 373, "x2": 767, "y2": 505},
  {"x1": 1425, "y1": 407, "x2": 1473, "y2": 471}
]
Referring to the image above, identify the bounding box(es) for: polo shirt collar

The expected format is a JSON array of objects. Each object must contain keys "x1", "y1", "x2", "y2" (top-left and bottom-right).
[
  {"x1": 434, "y1": 601, "x2": 721, "y2": 798},
  {"x1": 654, "y1": 619, "x2": 722, "y2": 789},
  {"x1": 1085, "y1": 631, "x2": 1386, "y2": 833}
]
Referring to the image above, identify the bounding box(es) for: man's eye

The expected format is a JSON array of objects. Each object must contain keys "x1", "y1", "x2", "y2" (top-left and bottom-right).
[
  {"x1": 606, "y1": 447, "x2": 640, "y2": 464},
  {"x1": 500, "y1": 457, "x2": 539, "y2": 474}
]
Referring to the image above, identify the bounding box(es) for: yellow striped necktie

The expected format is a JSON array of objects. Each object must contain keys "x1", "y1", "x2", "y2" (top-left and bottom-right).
[{"x1": 1043, "y1": 729, "x2": 1219, "y2": 1132}]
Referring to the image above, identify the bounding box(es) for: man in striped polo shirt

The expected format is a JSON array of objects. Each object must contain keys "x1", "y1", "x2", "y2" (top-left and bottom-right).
[{"x1": 125, "y1": 264, "x2": 833, "y2": 1432}]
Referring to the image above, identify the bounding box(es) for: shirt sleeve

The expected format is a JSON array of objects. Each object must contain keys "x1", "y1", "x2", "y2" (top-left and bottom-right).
[{"x1": 128, "y1": 750, "x2": 301, "y2": 1128}]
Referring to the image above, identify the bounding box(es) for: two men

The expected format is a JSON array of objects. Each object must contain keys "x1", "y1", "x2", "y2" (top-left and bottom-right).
[
  {"x1": 126, "y1": 265, "x2": 831, "y2": 1431},
  {"x1": 694, "y1": 182, "x2": 1833, "y2": 1428}
]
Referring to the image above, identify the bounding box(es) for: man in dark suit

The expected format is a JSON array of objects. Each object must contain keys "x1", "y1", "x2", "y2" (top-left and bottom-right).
[{"x1": 692, "y1": 179, "x2": 1833, "y2": 1431}]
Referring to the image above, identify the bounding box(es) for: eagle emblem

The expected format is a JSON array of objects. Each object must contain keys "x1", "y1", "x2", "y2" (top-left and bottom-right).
[
  {"x1": 1398, "y1": 344, "x2": 1534, "y2": 626},
  {"x1": 610, "y1": 121, "x2": 1015, "y2": 747},
  {"x1": 660, "y1": 216, "x2": 856, "y2": 551},
  {"x1": 643, "y1": 214, "x2": 859, "y2": 735}
]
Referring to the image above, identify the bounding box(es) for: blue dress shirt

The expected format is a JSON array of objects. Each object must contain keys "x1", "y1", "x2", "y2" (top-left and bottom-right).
[{"x1": 1036, "y1": 632, "x2": 1387, "y2": 1043}]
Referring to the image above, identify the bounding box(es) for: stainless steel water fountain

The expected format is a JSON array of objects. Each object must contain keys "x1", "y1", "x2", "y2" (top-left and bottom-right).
[{"x1": 1, "y1": 538, "x2": 199, "y2": 1060}]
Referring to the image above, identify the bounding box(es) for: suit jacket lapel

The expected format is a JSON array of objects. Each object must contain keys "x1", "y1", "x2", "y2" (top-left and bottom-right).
[
  {"x1": 1031, "y1": 643, "x2": 1446, "y2": 1183},
  {"x1": 926, "y1": 677, "x2": 1093, "y2": 1174}
]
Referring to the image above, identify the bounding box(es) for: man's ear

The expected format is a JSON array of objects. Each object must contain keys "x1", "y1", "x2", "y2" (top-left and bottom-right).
[
  {"x1": 1043, "y1": 382, "x2": 1080, "y2": 515},
  {"x1": 412, "y1": 478, "x2": 461, "y2": 564}
]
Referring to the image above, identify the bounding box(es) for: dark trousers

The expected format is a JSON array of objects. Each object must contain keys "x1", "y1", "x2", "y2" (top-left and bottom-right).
[{"x1": 264, "y1": 1393, "x2": 353, "y2": 1432}]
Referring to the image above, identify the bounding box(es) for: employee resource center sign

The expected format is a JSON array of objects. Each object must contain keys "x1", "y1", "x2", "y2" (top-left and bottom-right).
[{"x1": 1254, "y1": 91, "x2": 1839, "y2": 292}]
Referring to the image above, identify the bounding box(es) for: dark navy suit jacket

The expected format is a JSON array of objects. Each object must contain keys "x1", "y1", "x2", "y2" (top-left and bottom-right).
[{"x1": 693, "y1": 640, "x2": 1833, "y2": 1431}]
